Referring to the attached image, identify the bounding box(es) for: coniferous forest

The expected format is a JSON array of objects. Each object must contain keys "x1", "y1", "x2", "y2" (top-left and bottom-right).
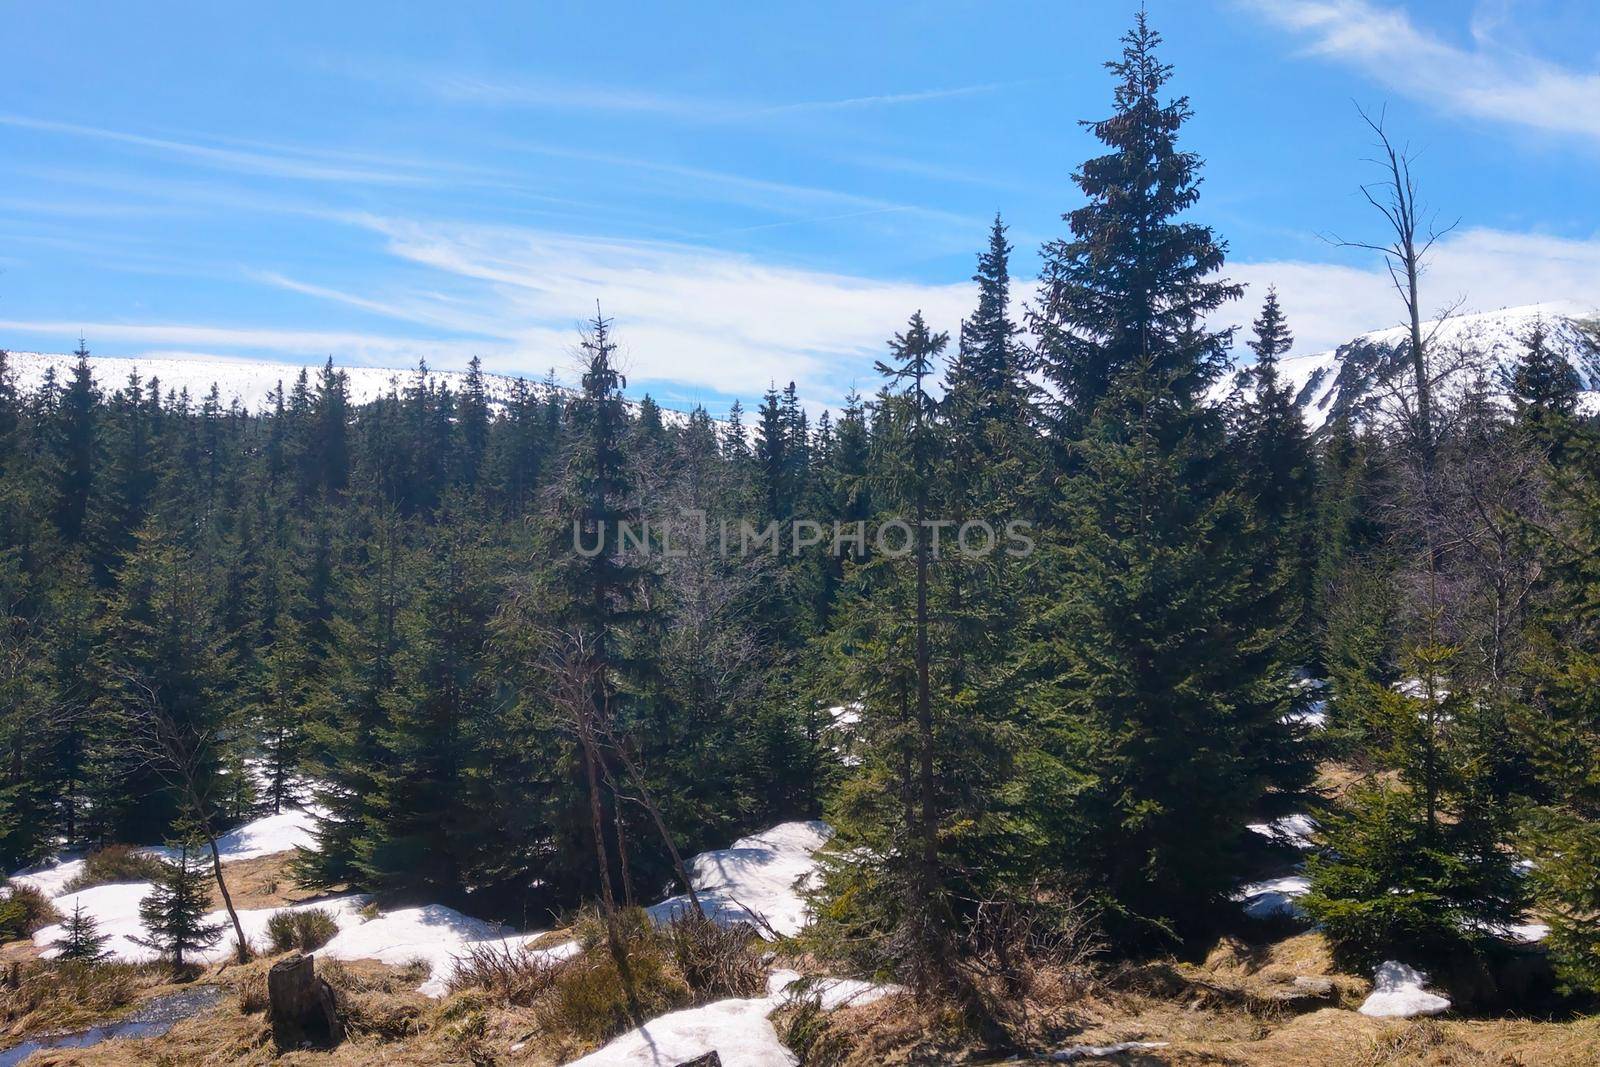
[{"x1": 6, "y1": 12, "x2": 1600, "y2": 1063}]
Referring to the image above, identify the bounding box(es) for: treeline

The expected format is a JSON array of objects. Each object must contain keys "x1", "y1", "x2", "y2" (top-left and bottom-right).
[{"x1": 4, "y1": 9, "x2": 1600, "y2": 1008}]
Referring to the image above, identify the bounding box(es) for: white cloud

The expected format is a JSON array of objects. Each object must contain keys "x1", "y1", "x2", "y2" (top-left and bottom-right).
[
  {"x1": 10, "y1": 215, "x2": 1599, "y2": 410},
  {"x1": 347, "y1": 216, "x2": 974, "y2": 404},
  {"x1": 1241, "y1": 0, "x2": 1600, "y2": 141}
]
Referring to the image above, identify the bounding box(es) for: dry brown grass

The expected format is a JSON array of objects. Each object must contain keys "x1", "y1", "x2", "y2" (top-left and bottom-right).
[
  {"x1": 0, "y1": 959, "x2": 172, "y2": 1042},
  {"x1": 209, "y1": 851, "x2": 334, "y2": 912}
]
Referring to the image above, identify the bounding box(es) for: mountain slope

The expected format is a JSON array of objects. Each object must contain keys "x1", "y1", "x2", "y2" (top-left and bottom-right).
[{"x1": 1216, "y1": 303, "x2": 1600, "y2": 430}]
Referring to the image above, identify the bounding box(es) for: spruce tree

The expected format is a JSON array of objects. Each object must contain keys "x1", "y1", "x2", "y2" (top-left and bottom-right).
[
  {"x1": 1506, "y1": 319, "x2": 1581, "y2": 460},
  {"x1": 1516, "y1": 424, "x2": 1600, "y2": 992},
  {"x1": 134, "y1": 839, "x2": 225, "y2": 973},
  {"x1": 356, "y1": 520, "x2": 499, "y2": 901},
  {"x1": 1016, "y1": 12, "x2": 1290, "y2": 943},
  {"x1": 1237, "y1": 287, "x2": 1317, "y2": 660},
  {"x1": 53, "y1": 341, "x2": 98, "y2": 547},
  {"x1": 299, "y1": 507, "x2": 408, "y2": 890},
  {"x1": 1023, "y1": 373, "x2": 1302, "y2": 942},
  {"x1": 53, "y1": 901, "x2": 109, "y2": 963},
  {"x1": 1030, "y1": 11, "x2": 1241, "y2": 431}
]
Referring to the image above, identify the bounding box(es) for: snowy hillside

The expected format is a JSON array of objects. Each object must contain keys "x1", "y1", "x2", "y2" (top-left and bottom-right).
[
  {"x1": 2, "y1": 350, "x2": 562, "y2": 412},
  {"x1": 1, "y1": 348, "x2": 697, "y2": 425},
  {"x1": 1216, "y1": 303, "x2": 1600, "y2": 430}
]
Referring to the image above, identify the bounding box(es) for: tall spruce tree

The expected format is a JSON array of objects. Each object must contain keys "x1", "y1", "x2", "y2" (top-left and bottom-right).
[
  {"x1": 1030, "y1": 12, "x2": 1241, "y2": 431},
  {"x1": 1016, "y1": 12, "x2": 1299, "y2": 943}
]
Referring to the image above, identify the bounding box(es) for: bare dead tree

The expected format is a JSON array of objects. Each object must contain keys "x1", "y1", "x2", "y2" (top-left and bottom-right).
[
  {"x1": 122, "y1": 671, "x2": 249, "y2": 963},
  {"x1": 539, "y1": 628, "x2": 707, "y2": 923},
  {"x1": 1326, "y1": 105, "x2": 1471, "y2": 705},
  {"x1": 1325, "y1": 104, "x2": 1462, "y2": 473}
]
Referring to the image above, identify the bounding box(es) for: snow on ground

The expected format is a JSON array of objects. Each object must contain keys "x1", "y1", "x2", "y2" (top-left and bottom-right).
[
  {"x1": 204, "y1": 807, "x2": 322, "y2": 862},
  {"x1": 34, "y1": 890, "x2": 371, "y2": 965},
  {"x1": 1284, "y1": 676, "x2": 1329, "y2": 728},
  {"x1": 569, "y1": 968, "x2": 899, "y2": 1067},
  {"x1": 1464, "y1": 917, "x2": 1551, "y2": 944},
  {"x1": 14, "y1": 815, "x2": 837, "y2": 1005},
  {"x1": 1247, "y1": 814, "x2": 1318, "y2": 851},
  {"x1": 569, "y1": 992, "x2": 793, "y2": 1067},
  {"x1": 7, "y1": 857, "x2": 88, "y2": 899},
  {"x1": 1284, "y1": 699, "x2": 1327, "y2": 728},
  {"x1": 648, "y1": 821, "x2": 833, "y2": 938},
  {"x1": 1232, "y1": 874, "x2": 1311, "y2": 920},
  {"x1": 1359, "y1": 961, "x2": 1451, "y2": 1018},
  {"x1": 30, "y1": 882, "x2": 579, "y2": 996},
  {"x1": 319, "y1": 905, "x2": 580, "y2": 997},
  {"x1": 8, "y1": 806, "x2": 324, "y2": 899}
]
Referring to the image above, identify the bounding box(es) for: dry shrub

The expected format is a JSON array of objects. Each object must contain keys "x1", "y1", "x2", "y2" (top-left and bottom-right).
[
  {"x1": 265, "y1": 906, "x2": 339, "y2": 953},
  {"x1": 778, "y1": 996, "x2": 856, "y2": 1067},
  {"x1": 666, "y1": 914, "x2": 766, "y2": 1000},
  {"x1": 61, "y1": 844, "x2": 166, "y2": 892},
  {"x1": 0, "y1": 882, "x2": 59, "y2": 939},
  {"x1": 447, "y1": 940, "x2": 560, "y2": 1005},
  {"x1": 776, "y1": 994, "x2": 972, "y2": 1067},
  {"x1": 235, "y1": 968, "x2": 269, "y2": 1014},
  {"x1": 957, "y1": 893, "x2": 1102, "y2": 1041},
  {"x1": 540, "y1": 937, "x2": 688, "y2": 1046}
]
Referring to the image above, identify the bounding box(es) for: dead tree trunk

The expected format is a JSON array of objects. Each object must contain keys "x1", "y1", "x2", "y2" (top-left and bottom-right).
[{"x1": 267, "y1": 953, "x2": 344, "y2": 1050}]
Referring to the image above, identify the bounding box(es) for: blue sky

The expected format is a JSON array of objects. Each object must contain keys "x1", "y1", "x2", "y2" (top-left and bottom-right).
[{"x1": 2, "y1": 0, "x2": 1598, "y2": 413}]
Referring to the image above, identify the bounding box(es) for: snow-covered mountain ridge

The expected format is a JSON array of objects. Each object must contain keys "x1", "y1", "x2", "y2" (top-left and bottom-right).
[
  {"x1": 2, "y1": 350, "x2": 559, "y2": 411},
  {"x1": 8, "y1": 302, "x2": 1599, "y2": 429},
  {"x1": 1215, "y1": 303, "x2": 1600, "y2": 431},
  {"x1": 0, "y1": 348, "x2": 696, "y2": 426}
]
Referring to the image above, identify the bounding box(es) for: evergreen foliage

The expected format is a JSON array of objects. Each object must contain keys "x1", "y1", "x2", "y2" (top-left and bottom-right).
[
  {"x1": 53, "y1": 900, "x2": 109, "y2": 962},
  {"x1": 133, "y1": 841, "x2": 226, "y2": 971}
]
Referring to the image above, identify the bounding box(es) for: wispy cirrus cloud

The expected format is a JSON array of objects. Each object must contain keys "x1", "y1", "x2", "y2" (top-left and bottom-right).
[
  {"x1": 0, "y1": 114, "x2": 506, "y2": 186},
  {"x1": 426, "y1": 73, "x2": 1013, "y2": 122},
  {"x1": 1241, "y1": 0, "x2": 1600, "y2": 142}
]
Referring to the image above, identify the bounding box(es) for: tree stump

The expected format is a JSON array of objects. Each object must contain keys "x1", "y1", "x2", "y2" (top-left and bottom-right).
[{"x1": 267, "y1": 952, "x2": 344, "y2": 1049}]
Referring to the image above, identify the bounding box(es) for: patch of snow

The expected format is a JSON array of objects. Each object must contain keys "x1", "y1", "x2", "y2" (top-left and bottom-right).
[
  {"x1": 1464, "y1": 917, "x2": 1550, "y2": 944},
  {"x1": 30, "y1": 880, "x2": 575, "y2": 998},
  {"x1": 1247, "y1": 814, "x2": 1318, "y2": 851},
  {"x1": 1048, "y1": 1041, "x2": 1170, "y2": 1061},
  {"x1": 569, "y1": 993, "x2": 796, "y2": 1066},
  {"x1": 648, "y1": 820, "x2": 833, "y2": 938},
  {"x1": 1359, "y1": 961, "x2": 1451, "y2": 1018},
  {"x1": 570, "y1": 968, "x2": 900, "y2": 1067},
  {"x1": 35, "y1": 889, "x2": 372, "y2": 965},
  {"x1": 1505, "y1": 922, "x2": 1550, "y2": 943},
  {"x1": 824, "y1": 703, "x2": 861, "y2": 728},
  {"x1": 7, "y1": 857, "x2": 87, "y2": 899},
  {"x1": 8, "y1": 806, "x2": 326, "y2": 902},
  {"x1": 767, "y1": 968, "x2": 901, "y2": 1010},
  {"x1": 1232, "y1": 875, "x2": 1310, "y2": 919},
  {"x1": 207, "y1": 807, "x2": 324, "y2": 862},
  {"x1": 1394, "y1": 676, "x2": 1450, "y2": 702},
  {"x1": 1284, "y1": 699, "x2": 1328, "y2": 728}
]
